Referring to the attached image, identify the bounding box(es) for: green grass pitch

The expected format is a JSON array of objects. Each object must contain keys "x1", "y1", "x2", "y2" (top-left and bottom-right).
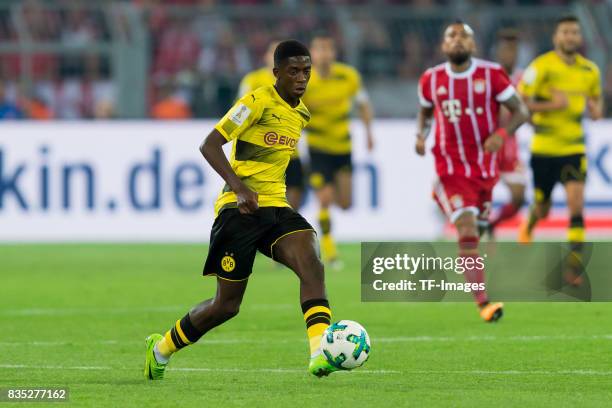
[{"x1": 1, "y1": 243, "x2": 611, "y2": 407}]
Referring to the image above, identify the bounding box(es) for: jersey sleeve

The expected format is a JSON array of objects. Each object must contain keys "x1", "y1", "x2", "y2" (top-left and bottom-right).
[
  {"x1": 352, "y1": 69, "x2": 370, "y2": 105},
  {"x1": 214, "y1": 94, "x2": 263, "y2": 142},
  {"x1": 589, "y1": 63, "x2": 602, "y2": 98},
  {"x1": 517, "y1": 60, "x2": 545, "y2": 99},
  {"x1": 418, "y1": 70, "x2": 433, "y2": 108},
  {"x1": 491, "y1": 67, "x2": 516, "y2": 102}
]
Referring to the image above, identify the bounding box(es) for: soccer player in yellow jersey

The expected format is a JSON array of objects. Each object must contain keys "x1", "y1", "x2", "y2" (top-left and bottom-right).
[
  {"x1": 518, "y1": 16, "x2": 603, "y2": 283},
  {"x1": 238, "y1": 41, "x2": 306, "y2": 210},
  {"x1": 302, "y1": 33, "x2": 375, "y2": 265},
  {"x1": 144, "y1": 40, "x2": 339, "y2": 379}
]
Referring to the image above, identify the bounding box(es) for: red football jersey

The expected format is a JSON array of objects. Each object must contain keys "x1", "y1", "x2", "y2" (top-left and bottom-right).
[{"x1": 418, "y1": 58, "x2": 516, "y2": 180}]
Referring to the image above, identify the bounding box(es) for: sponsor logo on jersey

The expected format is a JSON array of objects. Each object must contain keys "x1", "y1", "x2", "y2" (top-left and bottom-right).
[
  {"x1": 264, "y1": 132, "x2": 297, "y2": 147},
  {"x1": 437, "y1": 86, "x2": 447, "y2": 95}
]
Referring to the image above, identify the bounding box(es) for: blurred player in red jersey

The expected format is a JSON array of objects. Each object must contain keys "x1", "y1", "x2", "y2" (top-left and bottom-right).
[
  {"x1": 487, "y1": 29, "x2": 527, "y2": 237},
  {"x1": 415, "y1": 21, "x2": 528, "y2": 322}
]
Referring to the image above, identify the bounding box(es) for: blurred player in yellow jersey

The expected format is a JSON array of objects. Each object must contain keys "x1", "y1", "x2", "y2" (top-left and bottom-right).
[
  {"x1": 518, "y1": 15, "x2": 603, "y2": 283},
  {"x1": 303, "y1": 33, "x2": 375, "y2": 265},
  {"x1": 238, "y1": 41, "x2": 306, "y2": 210}
]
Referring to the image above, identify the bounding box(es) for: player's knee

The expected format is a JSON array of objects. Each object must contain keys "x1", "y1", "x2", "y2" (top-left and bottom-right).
[
  {"x1": 455, "y1": 214, "x2": 477, "y2": 237},
  {"x1": 214, "y1": 300, "x2": 241, "y2": 322},
  {"x1": 536, "y1": 203, "x2": 551, "y2": 219},
  {"x1": 297, "y1": 253, "x2": 324, "y2": 283}
]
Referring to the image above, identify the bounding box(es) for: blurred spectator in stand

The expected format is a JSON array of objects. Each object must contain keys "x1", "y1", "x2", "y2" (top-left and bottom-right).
[
  {"x1": 84, "y1": 54, "x2": 115, "y2": 119},
  {"x1": 151, "y1": 82, "x2": 192, "y2": 119},
  {"x1": 397, "y1": 32, "x2": 425, "y2": 79},
  {"x1": 22, "y1": 95, "x2": 53, "y2": 120},
  {"x1": 0, "y1": 81, "x2": 25, "y2": 119}
]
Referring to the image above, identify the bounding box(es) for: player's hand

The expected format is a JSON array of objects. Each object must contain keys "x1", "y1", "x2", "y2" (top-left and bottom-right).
[
  {"x1": 366, "y1": 130, "x2": 375, "y2": 151},
  {"x1": 550, "y1": 88, "x2": 569, "y2": 110},
  {"x1": 235, "y1": 184, "x2": 259, "y2": 214},
  {"x1": 587, "y1": 98, "x2": 603, "y2": 120},
  {"x1": 484, "y1": 132, "x2": 504, "y2": 153},
  {"x1": 415, "y1": 136, "x2": 426, "y2": 156}
]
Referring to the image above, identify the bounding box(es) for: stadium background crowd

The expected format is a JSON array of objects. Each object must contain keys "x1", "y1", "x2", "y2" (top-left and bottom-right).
[{"x1": 0, "y1": 0, "x2": 610, "y2": 120}]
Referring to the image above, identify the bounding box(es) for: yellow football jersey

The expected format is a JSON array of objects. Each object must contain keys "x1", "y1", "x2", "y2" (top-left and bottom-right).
[
  {"x1": 302, "y1": 62, "x2": 363, "y2": 154},
  {"x1": 213, "y1": 85, "x2": 310, "y2": 216},
  {"x1": 518, "y1": 51, "x2": 601, "y2": 156},
  {"x1": 237, "y1": 67, "x2": 275, "y2": 98},
  {"x1": 237, "y1": 67, "x2": 301, "y2": 160}
]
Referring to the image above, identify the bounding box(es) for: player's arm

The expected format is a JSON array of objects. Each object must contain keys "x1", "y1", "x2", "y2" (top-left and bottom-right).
[
  {"x1": 587, "y1": 65, "x2": 604, "y2": 120},
  {"x1": 356, "y1": 95, "x2": 374, "y2": 151},
  {"x1": 587, "y1": 95, "x2": 603, "y2": 120},
  {"x1": 415, "y1": 70, "x2": 434, "y2": 156},
  {"x1": 415, "y1": 105, "x2": 434, "y2": 156},
  {"x1": 518, "y1": 61, "x2": 567, "y2": 113},
  {"x1": 522, "y1": 89, "x2": 568, "y2": 113},
  {"x1": 199, "y1": 130, "x2": 258, "y2": 214},
  {"x1": 484, "y1": 94, "x2": 529, "y2": 153},
  {"x1": 352, "y1": 70, "x2": 375, "y2": 151}
]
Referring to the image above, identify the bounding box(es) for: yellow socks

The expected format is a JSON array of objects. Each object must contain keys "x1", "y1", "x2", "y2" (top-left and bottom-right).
[{"x1": 301, "y1": 298, "x2": 332, "y2": 357}]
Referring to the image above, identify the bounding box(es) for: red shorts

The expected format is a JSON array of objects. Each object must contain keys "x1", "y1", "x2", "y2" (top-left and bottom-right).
[{"x1": 433, "y1": 175, "x2": 497, "y2": 223}]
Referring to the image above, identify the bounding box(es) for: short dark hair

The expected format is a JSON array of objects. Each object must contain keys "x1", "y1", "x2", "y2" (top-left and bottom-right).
[
  {"x1": 497, "y1": 28, "x2": 519, "y2": 42},
  {"x1": 274, "y1": 40, "x2": 310, "y2": 67},
  {"x1": 555, "y1": 15, "x2": 580, "y2": 30}
]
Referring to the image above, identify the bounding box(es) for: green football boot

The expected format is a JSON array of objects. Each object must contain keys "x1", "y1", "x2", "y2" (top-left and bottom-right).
[
  {"x1": 308, "y1": 353, "x2": 340, "y2": 378},
  {"x1": 144, "y1": 333, "x2": 167, "y2": 380}
]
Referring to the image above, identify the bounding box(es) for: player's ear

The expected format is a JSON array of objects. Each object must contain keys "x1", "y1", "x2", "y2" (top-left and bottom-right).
[{"x1": 273, "y1": 67, "x2": 280, "y2": 79}]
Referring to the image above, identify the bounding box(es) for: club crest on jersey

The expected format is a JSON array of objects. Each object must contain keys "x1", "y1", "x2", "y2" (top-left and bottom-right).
[
  {"x1": 436, "y1": 85, "x2": 447, "y2": 96},
  {"x1": 474, "y1": 79, "x2": 486, "y2": 94},
  {"x1": 264, "y1": 132, "x2": 297, "y2": 147},
  {"x1": 450, "y1": 194, "x2": 464, "y2": 209},
  {"x1": 221, "y1": 254, "x2": 236, "y2": 272}
]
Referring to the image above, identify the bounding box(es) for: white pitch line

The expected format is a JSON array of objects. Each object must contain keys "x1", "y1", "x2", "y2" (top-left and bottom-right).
[
  {"x1": 1, "y1": 334, "x2": 610, "y2": 348},
  {"x1": 2, "y1": 364, "x2": 611, "y2": 376},
  {"x1": 0, "y1": 304, "x2": 296, "y2": 316},
  {"x1": 0, "y1": 364, "x2": 399, "y2": 375},
  {"x1": 404, "y1": 369, "x2": 612, "y2": 376}
]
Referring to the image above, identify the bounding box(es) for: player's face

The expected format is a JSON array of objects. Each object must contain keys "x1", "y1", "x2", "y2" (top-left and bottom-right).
[
  {"x1": 442, "y1": 24, "x2": 475, "y2": 65},
  {"x1": 496, "y1": 40, "x2": 518, "y2": 69},
  {"x1": 554, "y1": 22, "x2": 582, "y2": 55},
  {"x1": 275, "y1": 56, "x2": 312, "y2": 98},
  {"x1": 310, "y1": 38, "x2": 336, "y2": 67}
]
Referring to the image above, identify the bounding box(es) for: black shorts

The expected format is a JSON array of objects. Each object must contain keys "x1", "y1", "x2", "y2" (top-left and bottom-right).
[
  {"x1": 285, "y1": 157, "x2": 305, "y2": 189},
  {"x1": 308, "y1": 148, "x2": 352, "y2": 189},
  {"x1": 203, "y1": 207, "x2": 314, "y2": 281},
  {"x1": 530, "y1": 153, "x2": 587, "y2": 203}
]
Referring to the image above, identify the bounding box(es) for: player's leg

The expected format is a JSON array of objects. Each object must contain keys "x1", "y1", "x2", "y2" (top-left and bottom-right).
[
  {"x1": 145, "y1": 208, "x2": 260, "y2": 380},
  {"x1": 309, "y1": 150, "x2": 339, "y2": 264},
  {"x1": 333, "y1": 163, "x2": 353, "y2": 211},
  {"x1": 489, "y1": 175, "x2": 525, "y2": 234},
  {"x1": 519, "y1": 155, "x2": 555, "y2": 243},
  {"x1": 271, "y1": 229, "x2": 337, "y2": 377},
  {"x1": 562, "y1": 154, "x2": 587, "y2": 285},
  {"x1": 435, "y1": 176, "x2": 502, "y2": 322},
  {"x1": 146, "y1": 278, "x2": 248, "y2": 379}
]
